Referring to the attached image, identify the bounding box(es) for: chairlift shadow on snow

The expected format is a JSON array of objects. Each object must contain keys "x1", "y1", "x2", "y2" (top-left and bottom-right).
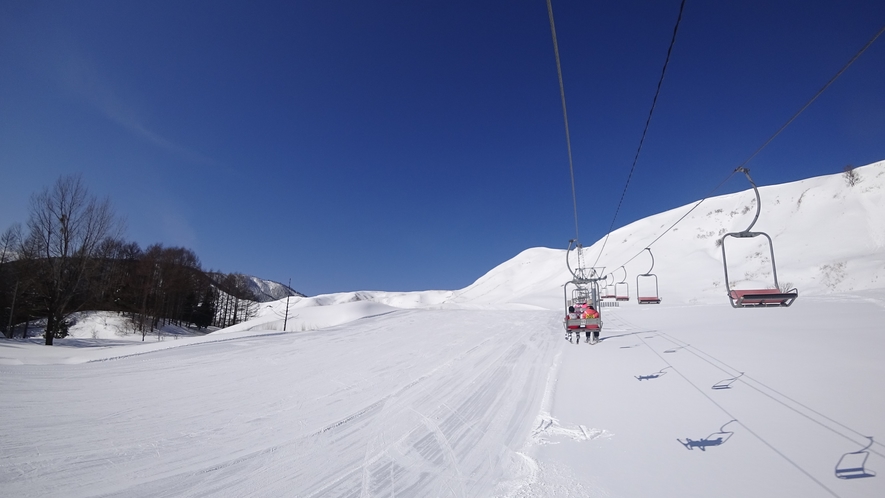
[
  {"x1": 835, "y1": 437, "x2": 877, "y2": 479},
  {"x1": 664, "y1": 344, "x2": 688, "y2": 354},
  {"x1": 678, "y1": 420, "x2": 736, "y2": 451},
  {"x1": 712, "y1": 372, "x2": 744, "y2": 390},
  {"x1": 635, "y1": 366, "x2": 671, "y2": 381}
]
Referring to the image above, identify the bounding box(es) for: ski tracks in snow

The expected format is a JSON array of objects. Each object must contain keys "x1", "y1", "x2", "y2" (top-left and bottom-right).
[
  {"x1": 494, "y1": 335, "x2": 614, "y2": 498},
  {"x1": 0, "y1": 309, "x2": 562, "y2": 497}
]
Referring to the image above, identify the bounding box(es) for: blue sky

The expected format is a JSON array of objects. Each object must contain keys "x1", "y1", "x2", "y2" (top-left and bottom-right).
[{"x1": 1, "y1": 1, "x2": 883, "y2": 295}]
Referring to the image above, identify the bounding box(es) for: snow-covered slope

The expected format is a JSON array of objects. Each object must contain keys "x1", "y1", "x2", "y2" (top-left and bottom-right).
[
  {"x1": 2, "y1": 161, "x2": 883, "y2": 498},
  {"x1": 232, "y1": 160, "x2": 885, "y2": 333},
  {"x1": 241, "y1": 275, "x2": 305, "y2": 302},
  {"x1": 454, "y1": 160, "x2": 885, "y2": 307}
]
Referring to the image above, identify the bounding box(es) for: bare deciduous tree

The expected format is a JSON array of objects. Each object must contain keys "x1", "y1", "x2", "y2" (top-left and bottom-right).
[
  {"x1": 843, "y1": 164, "x2": 860, "y2": 187},
  {"x1": 1, "y1": 223, "x2": 24, "y2": 337},
  {"x1": 25, "y1": 175, "x2": 122, "y2": 345}
]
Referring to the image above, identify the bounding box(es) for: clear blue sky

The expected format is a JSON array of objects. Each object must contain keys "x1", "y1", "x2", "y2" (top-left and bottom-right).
[{"x1": 2, "y1": 1, "x2": 883, "y2": 295}]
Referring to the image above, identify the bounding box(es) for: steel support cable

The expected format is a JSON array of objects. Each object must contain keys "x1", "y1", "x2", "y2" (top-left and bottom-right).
[
  {"x1": 736, "y1": 21, "x2": 885, "y2": 172},
  {"x1": 547, "y1": 0, "x2": 580, "y2": 242},
  {"x1": 598, "y1": 20, "x2": 885, "y2": 277},
  {"x1": 598, "y1": 171, "x2": 737, "y2": 281},
  {"x1": 592, "y1": 0, "x2": 687, "y2": 268}
]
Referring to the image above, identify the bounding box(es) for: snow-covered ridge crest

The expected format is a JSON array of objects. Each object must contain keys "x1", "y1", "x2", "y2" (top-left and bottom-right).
[
  {"x1": 237, "y1": 275, "x2": 305, "y2": 302},
  {"x1": 460, "y1": 160, "x2": 885, "y2": 307},
  {"x1": 230, "y1": 160, "x2": 885, "y2": 331}
]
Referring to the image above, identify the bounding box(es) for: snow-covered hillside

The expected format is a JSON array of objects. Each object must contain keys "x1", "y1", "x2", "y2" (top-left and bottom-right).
[
  {"x1": 2, "y1": 161, "x2": 883, "y2": 497},
  {"x1": 451, "y1": 160, "x2": 885, "y2": 307},
  {"x1": 240, "y1": 275, "x2": 305, "y2": 302},
  {"x1": 230, "y1": 160, "x2": 885, "y2": 332}
]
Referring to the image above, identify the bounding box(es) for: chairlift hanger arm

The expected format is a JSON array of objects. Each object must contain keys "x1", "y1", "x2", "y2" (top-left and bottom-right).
[
  {"x1": 566, "y1": 240, "x2": 605, "y2": 282},
  {"x1": 643, "y1": 247, "x2": 655, "y2": 275},
  {"x1": 735, "y1": 167, "x2": 762, "y2": 233},
  {"x1": 617, "y1": 265, "x2": 627, "y2": 283},
  {"x1": 566, "y1": 239, "x2": 582, "y2": 281}
]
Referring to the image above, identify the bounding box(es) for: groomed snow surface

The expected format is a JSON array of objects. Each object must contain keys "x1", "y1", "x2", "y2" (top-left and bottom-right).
[{"x1": 2, "y1": 162, "x2": 884, "y2": 497}]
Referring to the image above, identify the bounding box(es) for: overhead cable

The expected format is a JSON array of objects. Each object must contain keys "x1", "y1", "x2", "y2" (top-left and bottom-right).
[
  {"x1": 600, "y1": 20, "x2": 885, "y2": 275},
  {"x1": 736, "y1": 21, "x2": 885, "y2": 172},
  {"x1": 546, "y1": 0, "x2": 580, "y2": 242},
  {"x1": 592, "y1": 0, "x2": 687, "y2": 267}
]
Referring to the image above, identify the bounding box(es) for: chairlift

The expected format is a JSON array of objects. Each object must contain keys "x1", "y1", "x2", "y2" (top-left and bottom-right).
[
  {"x1": 563, "y1": 240, "x2": 604, "y2": 344},
  {"x1": 601, "y1": 274, "x2": 616, "y2": 299},
  {"x1": 614, "y1": 266, "x2": 629, "y2": 301},
  {"x1": 720, "y1": 168, "x2": 798, "y2": 308},
  {"x1": 636, "y1": 248, "x2": 662, "y2": 304}
]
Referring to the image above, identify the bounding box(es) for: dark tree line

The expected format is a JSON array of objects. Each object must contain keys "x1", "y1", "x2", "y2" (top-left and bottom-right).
[{"x1": 0, "y1": 175, "x2": 260, "y2": 344}]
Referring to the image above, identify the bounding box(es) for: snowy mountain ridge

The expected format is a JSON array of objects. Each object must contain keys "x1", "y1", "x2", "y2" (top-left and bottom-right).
[
  {"x1": 234, "y1": 160, "x2": 885, "y2": 332},
  {"x1": 240, "y1": 275, "x2": 305, "y2": 302},
  {"x1": 457, "y1": 159, "x2": 885, "y2": 307}
]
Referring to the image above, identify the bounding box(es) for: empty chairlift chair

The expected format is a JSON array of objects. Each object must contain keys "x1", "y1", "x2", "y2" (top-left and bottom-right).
[
  {"x1": 720, "y1": 168, "x2": 798, "y2": 308},
  {"x1": 614, "y1": 266, "x2": 630, "y2": 301},
  {"x1": 601, "y1": 274, "x2": 616, "y2": 300},
  {"x1": 636, "y1": 248, "x2": 662, "y2": 304}
]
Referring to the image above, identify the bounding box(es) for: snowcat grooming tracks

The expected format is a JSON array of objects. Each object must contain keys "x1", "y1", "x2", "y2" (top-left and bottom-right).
[{"x1": 720, "y1": 168, "x2": 799, "y2": 308}]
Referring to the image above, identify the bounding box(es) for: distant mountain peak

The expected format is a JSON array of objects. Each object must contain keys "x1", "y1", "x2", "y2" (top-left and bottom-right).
[{"x1": 243, "y1": 276, "x2": 306, "y2": 302}]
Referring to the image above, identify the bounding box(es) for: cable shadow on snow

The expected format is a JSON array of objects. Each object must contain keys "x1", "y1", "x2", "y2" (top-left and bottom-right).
[
  {"x1": 657, "y1": 330, "x2": 885, "y2": 462},
  {"x1": 592, "y1": 330, "x2": 657, "y2": 349},
  {"x1": 598, "y1": 330, "x2": 658, "y2": 343},
  {"x1": 678, "y1": 420, "x2": 736, "y2": 451}
]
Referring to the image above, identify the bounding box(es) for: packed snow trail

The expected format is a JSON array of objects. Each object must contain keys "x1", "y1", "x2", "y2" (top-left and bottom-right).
[
  {"x1": 0, "y1": 309, "x2": 560, "y2": 497},
  {"x1": 3, "y1": 296, "x2": 884, "y2": 497}
]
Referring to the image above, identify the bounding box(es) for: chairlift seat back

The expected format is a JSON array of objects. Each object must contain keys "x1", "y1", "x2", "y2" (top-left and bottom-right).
[{"x1": 565, "y1": 317, "x2": 601, "y2": 330}]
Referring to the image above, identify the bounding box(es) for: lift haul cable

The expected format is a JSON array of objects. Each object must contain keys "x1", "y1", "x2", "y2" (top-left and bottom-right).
[
  {"x1": 598, "y1": 20, "x2": 885, "y2": 278},
  {"x1": 598, "y1": 169, "x2": 737, "y2": 283},
  {"x1": 546, "y1": 0, "x2": 580, "y2": 242},
  {"x1": 592, "y1": 0, "x2": 687, "y2": 268},
  {"x1": 736, "y1": 20, "x2": 885, "y2": 172}
]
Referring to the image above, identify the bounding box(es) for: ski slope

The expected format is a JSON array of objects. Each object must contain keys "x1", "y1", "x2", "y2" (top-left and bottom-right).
[
  {"x1": 2, "y1": 297, "x2": 883, "y2": 497},
  {"x1": 2, "y1": 162, "x2": 884, "y2": 497},
  {"x1": 1, "y1": 310, "x2": 560, "y2": 496},
  {"x1": 517, "y1": 293, "x2": 885, "y2": 498}
]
